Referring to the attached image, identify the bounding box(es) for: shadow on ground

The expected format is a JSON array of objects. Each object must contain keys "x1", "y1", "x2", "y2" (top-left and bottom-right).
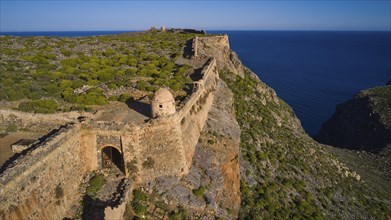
[{"x1": 126, "y1": 98, "x2": 151, "y2": 118}]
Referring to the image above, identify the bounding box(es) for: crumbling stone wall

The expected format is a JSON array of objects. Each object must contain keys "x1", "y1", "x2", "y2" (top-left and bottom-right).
[
  {"x1": 176, "y1": 58, "x2": 219, "y2": 172},
  {"x1": 137, "y1": 119, "x2": 185, "y2": 181},
  {"x1": 0, "y1": 109, "x2": 88, "y2": 132},
  {"x1": 0, "y1": 35, "x2": 224, "y2": 219},
  {"x1": 0, "y1": 124, "x2": 87, "y2": 220},
  {"x1": 195, "y1": 35, "x2": 244, "y2": 77},
  {"x1": 191, "y1": 36, "x2": 198, "y2": 57},
  {"x1": 79, "y1": 58, "x2": 220, "y2": 181}
]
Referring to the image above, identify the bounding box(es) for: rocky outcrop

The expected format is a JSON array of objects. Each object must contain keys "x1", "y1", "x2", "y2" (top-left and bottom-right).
[{"x1": 315, "y1": 82, "x2": 391, "y2": 152}]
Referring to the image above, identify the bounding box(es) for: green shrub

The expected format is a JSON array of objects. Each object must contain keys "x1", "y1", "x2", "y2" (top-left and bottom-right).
[
  {"x1": 169, "y1": 206, "x2": 188, "y2": 220},
  {"x1": 55, "y1": 185, "x2": 64, "y2": 198},
  {"x1": 86, "y1": 174, "x2": 106, "y2": 198},
  {"x1": 118, "y1": 94, "x2": 132, "y2": 103},
  {"x1": 192, "y1": 186, "x2": 207, "y2": 198},
  {"x1": 207, "y1": 139, "x2": 215, "y2": 145},
  {"x1": 132, "y1": 189, "x2": 148, "y2": 216},
  {"x1": 6, "y1": 123, "x2": 18, "y2": 132},
  {"x1": 18, "y1": 99, "x2": 58, "y2": 113}
]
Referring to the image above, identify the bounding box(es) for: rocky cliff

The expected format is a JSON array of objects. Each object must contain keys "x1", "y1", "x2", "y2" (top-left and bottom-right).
[
  {"x1": 220, "y1": 68, "x2": 390, "y2": 219},
  {"x1": 315, "y1": 82, "x2": 391, "y2": 152},
  {"x1": 144, "y1": 36, "x2": 390, "y2": 219},
  {"x1": 134, "y1": 38, "x2": 391, "y2": 219},
  {"x1": 1, "y1": 32, "x2": 390, "y2": 219}
]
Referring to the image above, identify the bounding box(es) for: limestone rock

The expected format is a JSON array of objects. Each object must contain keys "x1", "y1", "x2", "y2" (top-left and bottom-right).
[{"x1": 315, "y1": 83, "x2": 391, "y2": 152}]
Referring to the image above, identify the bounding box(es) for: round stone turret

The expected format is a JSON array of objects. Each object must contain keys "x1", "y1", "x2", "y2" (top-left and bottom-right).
[{"x1": 151, "y1": 88, "x2": 176, "y2": 118}]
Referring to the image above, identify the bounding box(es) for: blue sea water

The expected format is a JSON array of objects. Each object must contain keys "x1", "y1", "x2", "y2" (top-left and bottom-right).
[
  {"x1": 1, "y1": 30, "x2": 390, "y2": 135},
  {"x1": 211, "y1": 31, "x2": 390, "y2": 136}
]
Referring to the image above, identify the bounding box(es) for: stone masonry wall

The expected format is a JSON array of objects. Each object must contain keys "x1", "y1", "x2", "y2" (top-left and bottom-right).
[
  {"x1": 0, "y1": 109, "x2": 89, "y2": 132},
  {"x1": 137, "y1": 119, "x2": 185, "y2": 181},
  {"x1": 176, "y1": 58, "x2": 219, "y2": 172},
  {"x1": 0, "y1": 124, "x2": 87, "y2": 220},
  {"x1": 0, "y1": 35, "x2": 224, "y2": 219},
  {"x1": 79, "y1": 58, "x2": 220, "y2": 182},
  {"x1": 196, "y1": 35, "x2": 244, "y2": 77}
]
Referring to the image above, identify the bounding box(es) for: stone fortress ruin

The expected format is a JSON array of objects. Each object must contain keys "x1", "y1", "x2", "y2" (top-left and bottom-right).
[{"x1": 0, "y1": 34, "x2": 234, "y2": 219}]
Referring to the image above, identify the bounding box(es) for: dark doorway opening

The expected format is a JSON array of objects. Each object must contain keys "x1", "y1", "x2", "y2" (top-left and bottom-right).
[{"x1": 101, "y1": 146, "x2": 125, "y2": 174}]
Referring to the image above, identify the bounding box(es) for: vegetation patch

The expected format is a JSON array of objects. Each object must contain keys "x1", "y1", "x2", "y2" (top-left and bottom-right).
[
  {"x1": 220, "y1": 69, "x2": 390, "y2": 219},
  {"x1": 192, "y1": 186, "x2": 207, "y2": 198},
  {"x1": 86, "y1": 174, "x2": 106, "y2": 198},
  {"x1": 0, "y1": 31, "x2": 203, "y2": 112},
  {"x1": 18, "y1": 99, "x2": 58, "y2": 113},
  {"x1": 5, "y1": 123, "x2": 18, "y2": 132},
  {"x1": 55, "y1": 184, "x2": 64, "y2": 199},
  {"x1": 168, "y1": 206, "x2": 188, "y2": 220},
  {"x1": 131, "y1": 189, "x2": 149, "y2": 216}
]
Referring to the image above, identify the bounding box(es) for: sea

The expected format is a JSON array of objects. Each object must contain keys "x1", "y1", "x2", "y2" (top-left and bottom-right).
[{"x1": 2, "y1": 30, "x2": 390, "y2": 136}]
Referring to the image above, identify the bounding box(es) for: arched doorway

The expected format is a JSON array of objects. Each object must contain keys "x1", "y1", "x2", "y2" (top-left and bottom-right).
[{"x1": 101, "y1": 146, "x2": 125, "y2": 174}]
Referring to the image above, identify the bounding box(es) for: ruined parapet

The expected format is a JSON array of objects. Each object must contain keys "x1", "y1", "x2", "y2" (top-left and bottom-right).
[
  {"x1": 0, "y1": 123, "x2": 87, "y2": 220},
  {"x1": 192, "y1": 35, "x2": 244, "y2": 77},
  {"x1": 175, "y1": 58, "x2": 219, "y2": 173},
  {"x1": 192, "y1": 36, "x2": 198, "y2": 58},
  {"x1": 0, "y1": 33, "x2": 229, "y2": 220},
  {"x1": 177, "y1": 58, "x2": 218, "y2": 119},
  {"x1": 197, "y1": 35, "x2": 230, "y2": 49},
  {"x1": 151, "y1": 88, "x2": 176, "y2": 118},
  {"x1": 11, "y1": 139, "x2": 37, "y2": 153},
  {"x1": 0, "y1": 109, "x2": 89, "y2": 132},
  {"x1": 81, "y1": 178, "x2": 133, "y2": 220}
]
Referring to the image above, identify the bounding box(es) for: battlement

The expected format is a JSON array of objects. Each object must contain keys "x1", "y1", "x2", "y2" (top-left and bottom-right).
[
  {"x1": 0, "y1": 35, "x2": 222, "y2": 219},
  {"x1": 192, "y1": 35, "x2": 229, "y2": 58}
]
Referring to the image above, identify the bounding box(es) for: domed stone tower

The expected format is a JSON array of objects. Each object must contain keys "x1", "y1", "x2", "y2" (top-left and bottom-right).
[{"x1": 151, "y1": 88, "x2": 176, "y2": 118}]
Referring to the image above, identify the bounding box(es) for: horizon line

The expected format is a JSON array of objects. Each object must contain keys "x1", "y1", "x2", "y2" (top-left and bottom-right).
[{"x1": 1, "y1": 29, "x2": 390, "y2": 33}]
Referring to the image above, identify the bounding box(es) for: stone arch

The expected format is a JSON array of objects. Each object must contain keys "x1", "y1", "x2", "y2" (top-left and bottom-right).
[{"x1": 100, "y1": 146, "x2": 126, "y2": 174}]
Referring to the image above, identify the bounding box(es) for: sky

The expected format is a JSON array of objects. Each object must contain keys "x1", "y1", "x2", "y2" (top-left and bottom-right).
[{"x1": 0, "y1": 1, "x2": 390, "y2": 32}]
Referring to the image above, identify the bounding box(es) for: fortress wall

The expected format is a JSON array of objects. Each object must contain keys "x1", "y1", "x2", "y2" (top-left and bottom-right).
[
  {"x1": 79, "y1": 130, "x2": 98, "y2": 172},
  {"x1": 197, "y1": 35, "x2": 230, "y2": 49},
  {"x1": 191, "y1": 36, "x2": 198, "y2": 57},
  {"x1": 176, "y1": 58, "x2": 219, "y2": 171},
  {"x1": 137, "y1": 119, "x2": 185, "y2": 182},
  {"x1": 0, "y1": 35, "x2": 228, "y2": 219},
  {"x1": 77, "y1": 120, "x2": 184, "y2": 183},
  {"x1": 79, "y1": 122, "x2": 140, "y2": 175},
  {"x1": 0, "y1": 124, "x2": 87, "y2": 220},
  {"x1": 120, "y1": 130, "x2": 140, "y2": 176},
  {"x1": 195, "y1": 35, "x2": 244, "y2": 77},
  {"x1": 0, "y1": 109, "x2": 87, "y2": 132}
]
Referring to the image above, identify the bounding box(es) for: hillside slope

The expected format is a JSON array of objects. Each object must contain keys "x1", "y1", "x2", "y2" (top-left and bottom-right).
[
  {"x1": 1, "y1": 32, "x2": 389, "y2": 219},
  {"x1": 220, "y1": 69, "x2": 390, "y2": 219}
]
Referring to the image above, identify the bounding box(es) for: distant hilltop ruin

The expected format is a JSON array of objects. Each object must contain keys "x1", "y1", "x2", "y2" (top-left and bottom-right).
[
  {"x1": 0, "y1": 33, "x2": 234, "y2": 219},
  {"x1": 150, "y1": 26, "x2": 207, "y2": 35}
]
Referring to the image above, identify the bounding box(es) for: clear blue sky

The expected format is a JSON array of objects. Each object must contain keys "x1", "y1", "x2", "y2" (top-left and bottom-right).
[{"x1": 1, "y1": 1, "x2": 390, "y2": 32}]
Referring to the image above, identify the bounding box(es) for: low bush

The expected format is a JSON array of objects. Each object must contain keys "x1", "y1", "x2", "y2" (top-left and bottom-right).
[{"x1": 86, "y1": 174, "x2": 106, "y2": 198}]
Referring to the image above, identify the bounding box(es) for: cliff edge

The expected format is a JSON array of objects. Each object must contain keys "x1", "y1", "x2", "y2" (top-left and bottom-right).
[{"x1": 1, "y1": 32, "x2": 390, "y2": 219}]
